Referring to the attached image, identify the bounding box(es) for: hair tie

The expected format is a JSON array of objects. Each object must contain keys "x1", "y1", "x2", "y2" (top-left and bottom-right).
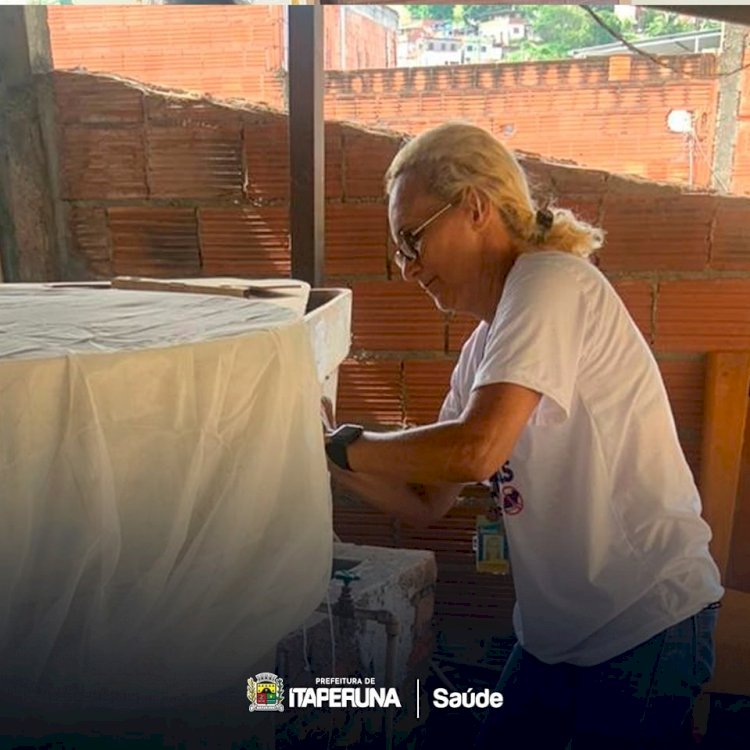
[{"x1": 535, "y1": 207, "x2": 554, "y2": 231}]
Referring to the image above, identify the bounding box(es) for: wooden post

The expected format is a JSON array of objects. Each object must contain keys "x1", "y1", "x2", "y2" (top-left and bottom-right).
[
  {"x1": 288, "y1": 4, "x2": 325, "y2": 288},
  {"x1": 699, "y1": 352, "x2": 750, "y2": 576}
]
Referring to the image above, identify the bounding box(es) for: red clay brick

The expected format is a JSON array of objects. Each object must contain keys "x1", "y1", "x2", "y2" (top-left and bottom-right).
[
  {"x1": 709, "y1": 197, "x2": 750, "y2": 270},
  {"x1": 147, "y1": 125, "x2": 243, "y2": 199},
  {"x1": 325, "y1": 122, "x2": 345, "y2": 200},
  {"x1": 547, "y1": 164, "x2": 609, "y2": 196},
  {"x1": 555, "y1": 196, "x2": 602, "y2": 228},
  {"x1": 611, "y1": 279, "x2": 653, "y2": 342},
  {"x1": 351, "y1": 281, "x2": 445, "y2": 352},
  {"x1": 145, "y1": 94, "x2": 244, "y2": 129},
  {"x1": 656, "y1": 356, "x2": 705, "y2": 479},
  {"x1": 333, "y1": 503, "x2": 397, "y2": 548},
  {"x1": 336, "y1": 358, "x2": 402, "y2": 427},
  {"x1": 655, "y1": 279, "x2": 750, "y2": 352},
  {"x1": 657, "y1": 357, "x2": 705, "y2": 435},
  {"x1": 108, "y1": 207, "x2": 200, "y2": 277},
  {"x1": 325, "y1": 203, "x2": 389, "y2": 277},
  {"x1": 53, "y1": 71, "x2": 144, "y2": 125},
  {"x1": 599, "y1": 193, "x2": 714, "y2": 272},
  {"x1": 343, "y1": 128, "x2": 401, "y2": 200},
  {"x1": 243, "y1": 118, "x2": 289, "y2": 203},
  {"x1": 198, "y1": 207, "x2": 290, "y2": 277},
  {"x1": 403, "y1": 359, "x2": 456, "y2": 425},
  {"x1": 61, "y1": 127, "x2": 147, "y2": 200},
  {"x1": 67, "y1": 206, "x2": 112, "y2": 279}
]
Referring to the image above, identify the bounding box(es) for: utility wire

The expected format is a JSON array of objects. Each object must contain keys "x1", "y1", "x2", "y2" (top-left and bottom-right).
[
  {"x1": 692, "y1": 132, "x2": 730, "y2": 192},
  {"x1": 579, "y1": 5, "x2": 750, "y2": 79}
]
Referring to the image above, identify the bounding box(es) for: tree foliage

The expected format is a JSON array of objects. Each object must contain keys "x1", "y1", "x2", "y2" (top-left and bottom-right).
[{"x1": 405, "y1": 4, "x2": 718, "y2": 62}]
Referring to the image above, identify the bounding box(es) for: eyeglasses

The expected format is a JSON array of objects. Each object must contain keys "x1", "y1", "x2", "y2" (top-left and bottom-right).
[{"x1": 395, "y1": 200, "x2": 457, "y2": 263}]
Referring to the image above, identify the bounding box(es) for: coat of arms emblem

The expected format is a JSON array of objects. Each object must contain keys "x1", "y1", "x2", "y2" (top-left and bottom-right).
[{"x1": 247, "y1": 672, "x2": 285, "y2": 712}]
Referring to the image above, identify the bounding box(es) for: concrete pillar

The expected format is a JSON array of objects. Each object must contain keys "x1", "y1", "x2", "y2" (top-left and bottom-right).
[
  {"x1": 712, "y1": 23, "x2": 747, "y2": 193},
  {"x1": 0, "y1": 5, "x2": 65, "y2": 282}
]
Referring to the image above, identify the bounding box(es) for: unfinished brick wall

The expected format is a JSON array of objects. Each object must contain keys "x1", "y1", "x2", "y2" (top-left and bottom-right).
[
  {"x1": 55, "y1": 70, "x2": 750, "y2": 626},
  {"x1": 54, "y1": 69, "x2": 395, "y2": 284},
  {"x1": 323, "y1": 6, "x2": 398, "y2": 71},
  {"x1": 49, "y1": 6, "x2": 288, "y2": 109},
  {"x1": 48, "y1": 4, "x2": 397, "y2": 105},
  {"x1": 48, "y1": 7, "x2": 740, "y2": 193},
  {"x1": 326, "y1": 55, "x2": 720, "y2": 189}
]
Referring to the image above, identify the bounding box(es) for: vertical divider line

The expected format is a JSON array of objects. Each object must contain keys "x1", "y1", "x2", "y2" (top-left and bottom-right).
[{"x1": 416, "y1": 677, "x2": 420, "y2": 719}]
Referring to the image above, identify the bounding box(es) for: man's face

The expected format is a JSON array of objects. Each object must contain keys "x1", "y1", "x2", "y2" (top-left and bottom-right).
[{"x1": 388, "y1": 173, "x2": 479, "y2": 314}]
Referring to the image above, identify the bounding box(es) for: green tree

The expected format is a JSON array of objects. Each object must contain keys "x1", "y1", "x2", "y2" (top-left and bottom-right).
[
  {"x1": 405, "y1": 5, "x2": 719, "y2": 63},
  {"x1": 506, "y1": 5, "x2": 630, "y2": 62},
  {"x1": 639, "y1": 8, "x2": 715, "y2": 36},
  {"x1": 407, "y1": 5, "x2": 455, "y2": 23},
  {"x1": 408, "y1": 4, "x2": 531, "y2": 25}
]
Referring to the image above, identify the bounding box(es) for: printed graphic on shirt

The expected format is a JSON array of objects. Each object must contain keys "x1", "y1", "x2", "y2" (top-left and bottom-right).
[
  {"x1": 490, "y1": 461, "x2": 524, "y2": 516},
  {"x1": 501, "y1": 485, "x2": 524, "y2": 515}
]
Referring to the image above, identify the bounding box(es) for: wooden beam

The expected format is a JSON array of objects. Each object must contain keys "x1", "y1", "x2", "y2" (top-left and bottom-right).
[
  {"x1": 699, "y1": 352, "x2": 750, "y2": 577},
  {"x1": 288, "y1": 4, "x2": 325, "y2": 288},
  {"x1": 727, "y1": 376, "x2": 750, "y2": 592}
]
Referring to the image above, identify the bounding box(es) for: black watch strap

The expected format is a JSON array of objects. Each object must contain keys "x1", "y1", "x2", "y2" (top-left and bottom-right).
[{"x1": 325, "y1": 424, "x2": 364, "y2": 471}]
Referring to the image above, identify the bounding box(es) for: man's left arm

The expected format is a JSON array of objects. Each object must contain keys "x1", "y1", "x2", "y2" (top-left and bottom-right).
[{"x1": 346, "y1": 381, "x2": 541, "y2": 484}]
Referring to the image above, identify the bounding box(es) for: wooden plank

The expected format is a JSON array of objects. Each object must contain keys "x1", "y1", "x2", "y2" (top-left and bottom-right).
[
  {"x1": 701, "y1": 352, "x2": 750, "y2": 696},
  {"x1": 111, "y1": 276, "x2": 310, "y2": 317},
  {"x1": 699, "y1": 352, "x2": 750, "y2": 577},
  {"x1": 728, "y1": 396, "x2": 750, "y2": 593},
  {"x1": 707, "y1": 588, "x2": 750, "y2": 695}
]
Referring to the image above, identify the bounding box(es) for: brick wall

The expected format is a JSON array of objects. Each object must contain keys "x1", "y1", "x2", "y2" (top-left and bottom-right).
[
  {"x1": 326, "y1": 55, "x2": 720, "y2": 189},
  {"x1": 48, "y1": 4, "x2": 396, "y2": 108},
  {"x1": 49, "y1": 8, "x2": 750, "y2": 193},
  {"x1": 55, "y1": 70, "x2": 750, "y2": 626},
  {"x1": 324, "y1": 6, "x2": 397, "y2": 71},
  {"x1": 49, "y1": 6, "x2": 288, "y2": 109}
]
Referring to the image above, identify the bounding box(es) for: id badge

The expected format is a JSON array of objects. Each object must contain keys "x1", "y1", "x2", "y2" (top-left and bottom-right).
[{"x1": 473, "y1": 514, "x2": 510, "y2": 575}]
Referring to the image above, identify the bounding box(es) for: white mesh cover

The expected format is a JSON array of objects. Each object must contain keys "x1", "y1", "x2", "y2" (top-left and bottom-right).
[{"x1": 0, "y1": 287, "x2": 332, "y2": 717}]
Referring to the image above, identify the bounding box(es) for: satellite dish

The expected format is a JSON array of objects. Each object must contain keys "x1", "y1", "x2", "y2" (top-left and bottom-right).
[{"x1": 667, "y1": 110, "x2": 693, "y2": 134}]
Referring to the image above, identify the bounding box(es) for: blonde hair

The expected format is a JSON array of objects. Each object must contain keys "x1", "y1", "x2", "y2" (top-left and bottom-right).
[{"x1": 385, "y1": 122, "x2": 604, "y2": 258}]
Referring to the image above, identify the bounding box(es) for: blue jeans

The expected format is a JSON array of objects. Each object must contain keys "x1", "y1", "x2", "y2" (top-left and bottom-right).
[{"x1": 475, "y1": 606, "x2": 719, "y2": 750}]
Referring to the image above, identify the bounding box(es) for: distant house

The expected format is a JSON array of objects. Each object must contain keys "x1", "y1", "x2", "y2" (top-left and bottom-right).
[
  {"x1": 460, "y1": 34, "x2": 503, "y2": 64},
  {"x1": 418, "y1": 36, "x2": 462, "y2": 66},
  {"x1": 478, "y1": 14, "x2": 527, "y2": 48},
  {"x1": 398, "y1": 22, "x2": 503, "y2": 67}
]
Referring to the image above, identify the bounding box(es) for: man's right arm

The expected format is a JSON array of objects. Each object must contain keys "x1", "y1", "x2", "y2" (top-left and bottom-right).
[{"x1": 329, "y1": 463, "x2": 463, "y2": 529}]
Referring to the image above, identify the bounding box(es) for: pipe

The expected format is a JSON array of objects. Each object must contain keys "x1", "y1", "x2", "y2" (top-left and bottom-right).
[{"x1": 315, "y1": 603, "x2": 401, "y2": 750}]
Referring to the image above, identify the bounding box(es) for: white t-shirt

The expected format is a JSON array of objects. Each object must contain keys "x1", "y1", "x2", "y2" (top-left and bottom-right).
[{"x1": 439, "y1": 251, "x2": 724, "y2": 666}]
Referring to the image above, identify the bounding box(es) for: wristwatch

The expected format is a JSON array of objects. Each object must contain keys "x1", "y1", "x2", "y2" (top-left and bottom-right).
[{"x1": 325, "y1": 424, "x2": 364, "y2": 471}]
